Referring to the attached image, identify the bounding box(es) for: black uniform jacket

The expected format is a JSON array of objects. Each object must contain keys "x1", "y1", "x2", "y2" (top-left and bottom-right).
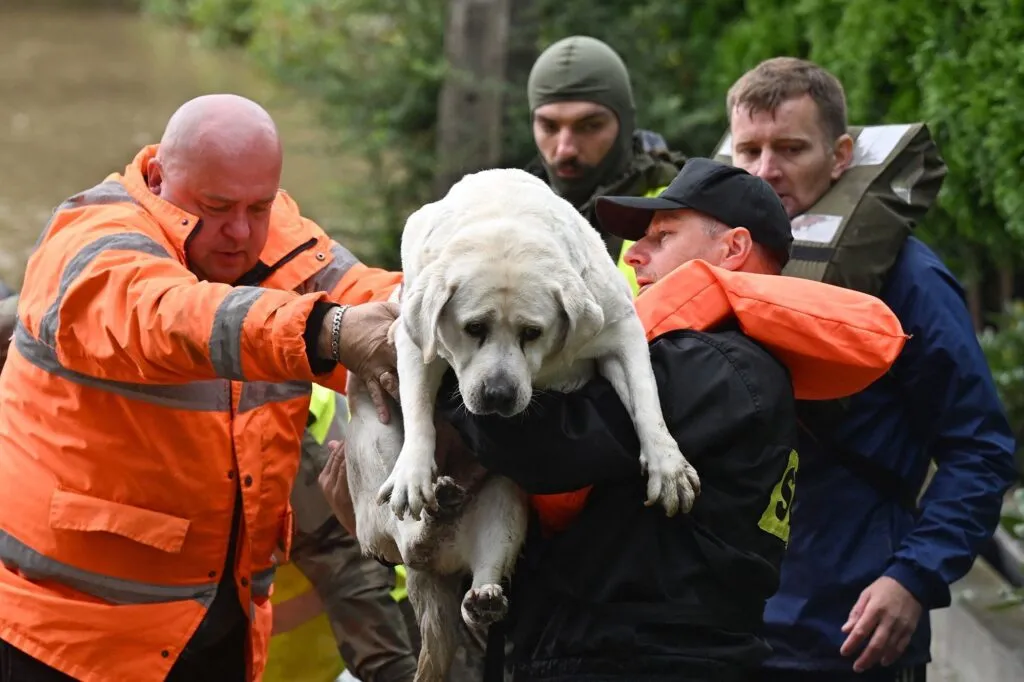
[{"x1": 437, "y1": 324, "x2": 799, "y2": 682}]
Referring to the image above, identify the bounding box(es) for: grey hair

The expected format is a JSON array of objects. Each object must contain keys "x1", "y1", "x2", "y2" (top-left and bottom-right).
[{"x1": 700, "y1": 215, "x2": 728, "y2": 236}]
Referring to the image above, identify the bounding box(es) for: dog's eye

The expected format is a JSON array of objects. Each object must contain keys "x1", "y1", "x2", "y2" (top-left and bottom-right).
[
  {"x1": 521, "y1": 326, "x2": 543, "y2": 342},
  {"x1": 464, "y1": 321, "x2": 487, "y2": 338}
]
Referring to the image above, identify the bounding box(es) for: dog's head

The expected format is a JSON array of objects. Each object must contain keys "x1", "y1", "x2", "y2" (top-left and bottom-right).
[{"x1": 403, "y1": 227, "x2": 605, "y2": 417}]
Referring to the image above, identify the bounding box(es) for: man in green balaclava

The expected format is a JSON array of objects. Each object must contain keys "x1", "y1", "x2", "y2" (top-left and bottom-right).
[{"x1": 526, "y1": 35, "x2": 686, "y2": 293}]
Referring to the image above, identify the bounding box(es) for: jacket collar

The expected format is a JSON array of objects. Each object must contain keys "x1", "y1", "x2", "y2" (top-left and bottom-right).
[
  {"x1": 634, "y1": 259, "x2": 732, "y2": 337},
  {"x1": 117, "y1": 145, "x2": 201, "y2": 261}
]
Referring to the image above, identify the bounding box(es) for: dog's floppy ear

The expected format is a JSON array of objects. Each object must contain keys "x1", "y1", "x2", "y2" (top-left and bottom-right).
[
  {"x1": 554, "y1": 269, "x2": 605, "y2": 363},
  {"x1": 402, "y1": 262, "x2": 456, "y2": 364}
]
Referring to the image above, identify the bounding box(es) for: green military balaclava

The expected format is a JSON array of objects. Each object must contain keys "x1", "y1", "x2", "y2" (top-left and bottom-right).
[{"x1": 528, "y1": 36, "x2": 636, "y2": 207}]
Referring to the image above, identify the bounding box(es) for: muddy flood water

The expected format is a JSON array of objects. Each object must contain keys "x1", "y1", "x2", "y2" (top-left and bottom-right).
[{"x1": 0, "y1": 0, "x2": 367, "y2": 290}]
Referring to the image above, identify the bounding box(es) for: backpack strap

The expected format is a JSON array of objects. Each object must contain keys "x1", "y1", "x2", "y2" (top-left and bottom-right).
[
  {"x1": 712, "y1": 123, "x2": 947, "y2": 299},
  {"x1": 797, "y1": 399, "x2": 921, "y2": 516}
]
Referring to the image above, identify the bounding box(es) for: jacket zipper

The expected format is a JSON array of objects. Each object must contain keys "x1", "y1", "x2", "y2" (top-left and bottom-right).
[{"x1": 244, "y1": 237, "x2": 318, "y2": 286}]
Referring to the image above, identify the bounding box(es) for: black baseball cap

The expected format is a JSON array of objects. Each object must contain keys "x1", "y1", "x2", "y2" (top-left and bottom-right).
[{"x1": 596, "y1": 157, "x2": 794, "y2": 265}]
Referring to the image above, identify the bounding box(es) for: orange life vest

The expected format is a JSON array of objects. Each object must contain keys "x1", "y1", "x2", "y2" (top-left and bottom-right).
[
  {"x1": 531, "y1": 258, "x2": 909, "y2": 535},
  {"x1": 0, "y1": 145, "x2": 400, "y2": 682}
]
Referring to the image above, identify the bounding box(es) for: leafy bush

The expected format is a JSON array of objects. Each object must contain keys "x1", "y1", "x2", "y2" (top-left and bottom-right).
[
  {"x1": 979, "y1": 302, "x2": 1024, "y2": 477},
  {"x1": 143, "y1": 0, "x2": 444, "y2": 268},
  {"x1": 145, "y1": 0, "x2": 1024, "y2": 278},
  {"x1": 248, "y1": 0, "x2": 446, "y2": 268}
]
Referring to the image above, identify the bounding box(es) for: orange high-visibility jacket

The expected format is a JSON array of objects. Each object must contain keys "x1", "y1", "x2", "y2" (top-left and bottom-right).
[
  {"x1": 0, "y1": 145, "x2": 401, "y2": 682},
  {"x1": 531, "y1": 258, "x2": 910, "y2": 535}
]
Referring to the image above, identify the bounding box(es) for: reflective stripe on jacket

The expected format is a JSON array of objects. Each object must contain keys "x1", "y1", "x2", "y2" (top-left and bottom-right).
[{"x1": 0, "y1": 144, "x2": 400, "y2": 682}]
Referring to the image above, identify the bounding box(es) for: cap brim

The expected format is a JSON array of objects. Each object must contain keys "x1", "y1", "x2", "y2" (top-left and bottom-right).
[{"x1": 595, "y1": 195, "x2": 684, "y2": 241}]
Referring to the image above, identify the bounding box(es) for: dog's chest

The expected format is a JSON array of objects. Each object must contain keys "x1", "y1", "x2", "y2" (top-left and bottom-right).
[{"x1": 535, "y1": 357, "x2": 598, "y2": 393}]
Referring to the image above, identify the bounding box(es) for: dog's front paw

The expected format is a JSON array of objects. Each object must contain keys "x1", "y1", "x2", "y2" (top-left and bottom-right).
[
  {"x1": 639, "y1": 441, "x2": 701, "y2": 517},
  {"x1": 376, "y1": 448, "x2": 437, "y2": 520},
  {"x1": 461, "y1": 583, "x2": 508, "y2": 628}
]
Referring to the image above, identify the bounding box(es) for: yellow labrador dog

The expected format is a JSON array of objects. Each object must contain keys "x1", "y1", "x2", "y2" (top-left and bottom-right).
[{"x1": 344, "y1": 168, "x2": 700, "y2": 682}]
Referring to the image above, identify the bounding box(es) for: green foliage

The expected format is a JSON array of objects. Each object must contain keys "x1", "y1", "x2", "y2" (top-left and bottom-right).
[
  {"x1": 979, "y1": 302, "x2": 1024, "y2": 477},
  {"x1": 144, "y1": 0, "x2": 1024, "y2": 278},
  {"x1": 992, "y1": 488, "x2": 1024, "y2": 610},
  {"x1": 139, "y1": 0, "x2": 187, "y2": 21},
  {"x1": 244, "y1": 0, "x2": 445, "y2": 268},
  {"x1": 142, "y1": 0, "x2": 445, "y2": 269},
  {"x1": 532, "y1": 0, "x2": 1024, "y2": 274},
  {"x1": 141, "y1": 0, "x2": 254, "y2": 44},
  {"x1": 188, "y1": 0, "x2": 256, "y2": 46},
  {"x1": 1001, "y1": 489, "x2": 1024, "y2": 542}
]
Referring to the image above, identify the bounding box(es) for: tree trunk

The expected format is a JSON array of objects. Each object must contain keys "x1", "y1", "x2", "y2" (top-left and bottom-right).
[
  {"x1": 434, "y1": 0, "x2": 513, "y2": 196},
  {"x1": 964, "y1": 252, "x2": 984, "y2": 331},
  {"x1": 998, "y1": 262, "x2": 1015, "y2": 311},
  {"x1": 500, "y1": 0, "x2": 540, "y2": 167}
]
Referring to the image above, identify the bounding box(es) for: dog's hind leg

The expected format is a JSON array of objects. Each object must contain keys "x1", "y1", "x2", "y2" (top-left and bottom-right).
[
  {"x1": 392, "y1": 474, "x2": 468, "y2": 570},
  {"x1": 458, "y1": 476, "x2": 528, "y2": 630},
  {"x1": 597, "y1": 315, "x2": 701, "y2": 516},
  {"x1": 345, "y1": 373, "x2": 404, "y2": 564},
  {"x1": 406, "y1": 568, "x2": 462, "y2": 682}
]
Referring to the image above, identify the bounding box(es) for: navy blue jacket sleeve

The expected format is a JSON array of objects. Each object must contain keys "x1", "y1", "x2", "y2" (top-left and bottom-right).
[
  {"x1": 882, "y1": 244, "x2": 1018, "y2": 609},
  {"x1": 434, "y1": 331, "x2": 763, "y2": 495}
]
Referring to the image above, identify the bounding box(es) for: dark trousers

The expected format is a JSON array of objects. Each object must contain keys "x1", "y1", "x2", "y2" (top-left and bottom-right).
[
  {"x1": 0, "y1": 622, "x2": 247, "y2": 682},
  {"x1": 754, "y1": 665, "x2": 927, "y2": 682}
]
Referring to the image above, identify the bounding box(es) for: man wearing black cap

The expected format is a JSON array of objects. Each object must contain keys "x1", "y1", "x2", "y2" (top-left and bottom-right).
[
  {"x1": 433, "y1": 158, "x2": 801, "y2": 682},
  {"x1": 600, "y1": 156, "x2": 795, "y2": 282}
]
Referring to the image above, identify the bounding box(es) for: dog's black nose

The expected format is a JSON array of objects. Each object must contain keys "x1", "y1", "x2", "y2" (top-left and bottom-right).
[{"x1": 481, "y1": 377, "x2": 517, "y2": 414}]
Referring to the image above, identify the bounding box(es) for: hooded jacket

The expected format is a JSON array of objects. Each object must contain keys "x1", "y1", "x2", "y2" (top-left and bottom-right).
[{"x1": 525, "y1": 36, "x2": 686, "y2": 268}]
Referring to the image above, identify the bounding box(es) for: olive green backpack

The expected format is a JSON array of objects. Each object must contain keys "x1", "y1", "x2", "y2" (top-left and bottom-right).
[{"x1": 712, "y1": 123, "x2": 947, "y2": 297}]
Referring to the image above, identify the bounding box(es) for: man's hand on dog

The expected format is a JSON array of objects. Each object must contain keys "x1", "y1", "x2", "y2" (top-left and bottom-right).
[
  {"x1": 319, "y1": 440, "x2": 359, "y2": 536},
  {"x1": 323, "y1": 301, "x2": 401, "y2": 423}
]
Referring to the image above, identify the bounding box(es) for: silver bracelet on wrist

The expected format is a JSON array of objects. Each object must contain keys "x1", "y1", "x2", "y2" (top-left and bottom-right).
[{"x1": 331, "y1": 305, "x2": 351, "y2": 363}]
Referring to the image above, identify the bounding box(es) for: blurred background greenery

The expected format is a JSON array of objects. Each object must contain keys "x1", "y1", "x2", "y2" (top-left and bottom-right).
[{"x1": 141, "y1": 0, "x2": 1024, "y2": 476}]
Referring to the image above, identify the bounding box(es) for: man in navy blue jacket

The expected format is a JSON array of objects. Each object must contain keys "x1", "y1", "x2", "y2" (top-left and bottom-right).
[{"x1": 726, "y1": 56, "x2": 1018, "y2": 681}]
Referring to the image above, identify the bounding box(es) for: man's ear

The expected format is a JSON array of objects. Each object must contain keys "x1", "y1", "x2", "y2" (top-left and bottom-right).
[
  {"x1": 402, "y1": 261, "x2": 456, "y2": 363},
  {"x1": 146, "y1": 157, "x2": 164, "y2": 195},
  {"x1": 720, "y1": 227, "x2": 755, "y2": 271},
  {"x1": 553, "y1": 270, "x2": 605, "y2": 363},
  {"x1": 831, "y1": 133, "x2": 855, "y2": 180}
]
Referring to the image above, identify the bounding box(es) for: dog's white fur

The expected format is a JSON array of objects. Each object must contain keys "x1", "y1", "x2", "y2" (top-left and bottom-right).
[{"x1": 344, "y1": 168, "x2": 700, "y2": 682}]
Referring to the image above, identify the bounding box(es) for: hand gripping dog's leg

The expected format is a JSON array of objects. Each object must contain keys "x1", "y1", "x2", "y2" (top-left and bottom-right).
[
  {"x1": 377, "y1": 322, "x2": 448, "y2": 520},
  {"x1": 598, "y1": 316, "x2": 701, "y2": 516}
]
